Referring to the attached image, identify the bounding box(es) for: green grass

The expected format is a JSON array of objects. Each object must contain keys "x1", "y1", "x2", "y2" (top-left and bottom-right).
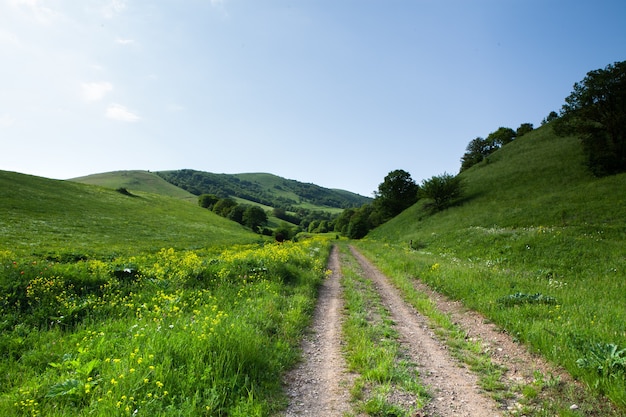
[
  {"x1": 1, "y1": 170, "x2": 258, "y2": 257},
  {"x1": 70, "y1": 170, "x2": 198, "y2": 203},
  {"x1": 361, "y1": 124, "x2": 626, "y2": 412},
  {"x1": 0, "y1": 238, "x2": 332, "y2": 416}
]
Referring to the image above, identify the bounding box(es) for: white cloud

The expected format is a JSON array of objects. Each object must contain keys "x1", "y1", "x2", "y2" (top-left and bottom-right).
[
  {"x1": 81, "y1": 82, "x2": 113, "y2": 102},
  {"x1": 116, "y1": 38, "x2": 134, "y2": 45},
  {"x1": 106, "y1": 103, "x2": 140, "y2": 122}
]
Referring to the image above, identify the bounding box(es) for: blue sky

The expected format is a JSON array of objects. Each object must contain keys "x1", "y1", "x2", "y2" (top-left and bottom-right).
[{"x1": 1, "y1": 1, "x2": 625, "y2": 197}]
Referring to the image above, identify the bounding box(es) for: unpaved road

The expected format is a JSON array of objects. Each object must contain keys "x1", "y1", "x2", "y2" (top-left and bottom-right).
[{"x1": 279, "y1": 245, "x2": 582, "y2": 416}]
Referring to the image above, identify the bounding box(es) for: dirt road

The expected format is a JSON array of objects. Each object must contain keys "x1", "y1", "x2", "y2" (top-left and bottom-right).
[{"x1": 279, "y1": 245, "x2": 583, "y2": 416}]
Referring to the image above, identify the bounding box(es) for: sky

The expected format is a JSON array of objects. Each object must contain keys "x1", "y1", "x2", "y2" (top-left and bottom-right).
[{"x1": 1, "y1": 1, "x2": 625, "y2": 197}]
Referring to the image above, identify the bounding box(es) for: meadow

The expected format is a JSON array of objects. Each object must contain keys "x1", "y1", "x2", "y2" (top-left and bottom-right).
[
  {"x1": 0, "y1": 238, "x2": 331, "y2": 416},
  {"x1": 362, "y1": 126, "x2": 626, "y2": 410}
]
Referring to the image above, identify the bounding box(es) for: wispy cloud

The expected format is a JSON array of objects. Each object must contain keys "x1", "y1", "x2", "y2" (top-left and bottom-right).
[
  {"x1": 115, "y1": 38, "x2": 134, "y2": 45},
  {"x1": 101, "y1": 0, "x2": 127, "y2": 19},
  {"x1": 81, "y1": 82, "x2": 113, "y2": 102},
  {"x1": 8, "y1": 0, "x2": 61, "y2": 24},
  {"x1": 106, "y1": 104, "x2": 140, "y2": 122}
]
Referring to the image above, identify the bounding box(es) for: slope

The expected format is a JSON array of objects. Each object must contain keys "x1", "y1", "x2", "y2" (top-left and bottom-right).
[
  {"x1": 157, "y1": 169, "x2": 371, "y2": 212},
  {"x1": 372, "y1": 124, "x2": 625, "y2": 240},
  {"x1": 0, "y1": 170, "x2": 257, "y2": 257},
  {"x1": 71, "y1": 170, "x2": 197, "y2": 203},
  {"x1": 362, "y1": 124, "x2": 626, "y2": 408}
]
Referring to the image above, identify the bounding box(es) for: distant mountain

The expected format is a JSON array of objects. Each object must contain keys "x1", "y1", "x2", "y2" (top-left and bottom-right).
[{"x1": 156, "y1": 169, "x2": 372, "y2": 211}]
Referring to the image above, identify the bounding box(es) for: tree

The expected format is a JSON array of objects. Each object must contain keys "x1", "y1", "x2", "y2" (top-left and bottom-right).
[
  {"x1": 487, "y1": 127, "x2": 516, "y2": 147},
  {"x1": 460, "y1": 137, "x2": 491, "y2": 171},
  {"x1": 373, "y1": 169, "x2": 419, "y2": 220},
  {"x1": 212, "y1": 198, "x2": 237, "y2": 217},
  {"x1": 227, "y1": 204, "x2": 246, "y2": 224},
  {"x1": 541, "y1": 111, "x2": 559, "y2": 125},
  {"x1": 243, "y1": 206, "x2": 268, "y2": 233},
  {"x1": 198, "y1": 194, "x2": 219, "y2": 209},
  {"x1": 515, "y1": 123, "x2": 534, "y2": 137},
  {"x1": 419, "y1": 173, "x2": 463, "y2": 211},
  {"x1": 555, "y1": 60, "x2": 626, "y2": 176}
]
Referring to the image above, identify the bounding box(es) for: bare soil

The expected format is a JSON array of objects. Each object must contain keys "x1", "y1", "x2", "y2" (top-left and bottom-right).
[{"x1": 278, "y1": 245, "x2": 590, "y2": 416}]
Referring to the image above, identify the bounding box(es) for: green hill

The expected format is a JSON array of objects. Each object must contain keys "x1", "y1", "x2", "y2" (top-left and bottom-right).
[
  {"x1": 359, "y1": 124, "x2": 626, "y2": 408},
  {"x1": 156, "y1": 169, "x2": 371, "y2": 212},
  {"x1": 71, "y1": 170, "x2": 197, "y2": 203},
  {"x1": 1, "y1": 171, "x2": 257, "y2": 257},
  {"x1": 370, "y1": 124, "x2": 625, "y2": 240}
]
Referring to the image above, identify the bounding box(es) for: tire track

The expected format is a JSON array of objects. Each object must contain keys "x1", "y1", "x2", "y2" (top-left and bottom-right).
[{"x1": 349, "y1": 246, "x2": 502, "y2": 417}]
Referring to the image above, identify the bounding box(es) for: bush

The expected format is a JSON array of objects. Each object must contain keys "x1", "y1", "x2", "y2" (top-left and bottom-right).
[{"x1": 419, "y1": 173, "x2": 463, "y2": 212}]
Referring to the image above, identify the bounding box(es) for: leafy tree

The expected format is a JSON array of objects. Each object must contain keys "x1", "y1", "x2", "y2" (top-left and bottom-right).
[
  {"x1": 555, "y1": 60, "x2": 626, "y2": 176},
  {"x1": 460, "y1": 137, "x2": 492, "y2": 171},
  {"x1": 227, "y1": 204, "x2": 247, "y2": 224},
  {"x1": 212, "y1": 198, "x2": 238, "y2": 217},
  {"x1": 515, "y1": 123, "x2": 534, "y2": 137},
  {"x1": 487, "y1": 127, "x2": 516, "y2": 147},
  {"x1": 373, "y1": 169, "x2": 419, "y2": 220},
  {"x1": 198, "y1": 194, "x2": 219, "y2": 209},
  {"x1": 274, "y1": 222, "x2": 294, "y2": 242},
  {"x1": 347, "y1": 205, "x2": 375, "y2": 239},
  {"x1": 419, "y1": 173, "x2": 463, "y2": 211},
  {"x1": 243, "y1": 206, "x2": 268, "y2": 233},
  {"x1": 541, "y1": 111, "x2": 559, "y2": 125},
  {"x1": 334, "y1": 208, "x2": 356, "y2": 235}
]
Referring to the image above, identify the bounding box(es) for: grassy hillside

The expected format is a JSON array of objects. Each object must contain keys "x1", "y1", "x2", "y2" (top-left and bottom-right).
[
  {"x1": 1, "y1": 171, "x2": 258, "y2": 257},
  {"x1": 359, "y1": 124, "x2": 626, "y2": 408},
  {"x1": 71, "y1": 170, "x2": 197, "y2": 203},
  {"x1": 157, "y1": 169, "x2": 371, "y2": 212}
]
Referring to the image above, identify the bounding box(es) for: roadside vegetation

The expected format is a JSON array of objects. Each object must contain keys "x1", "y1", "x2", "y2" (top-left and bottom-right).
[{"x1": 0, "y1": 238, "x2": 331, "y2": 416}]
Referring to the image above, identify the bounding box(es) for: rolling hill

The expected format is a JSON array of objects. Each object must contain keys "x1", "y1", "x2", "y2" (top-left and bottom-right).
[
  {"x1": 359, "y1": 123, "x2": 626, "y2": 408},
  {"x1": 70, "y1": 170, "x2": 198, "y2": 203},
  {"x1": 156, "y1": 169, "x2": 372, "y2": 212},
  {"x1": 0, "y1": 170, "x2": 258, "y2": 257}
]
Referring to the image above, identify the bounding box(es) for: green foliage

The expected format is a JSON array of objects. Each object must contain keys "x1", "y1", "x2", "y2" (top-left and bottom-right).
[
  {"x1": 497, "y1": 292, "x2": 558, "y2": 306},
  {"x1": 516, "y1": 122, "x2": 534, "y2": 137},
  {"x1": 198, "y1": 193, "x2": 219, "y2": 209},
  {"x1": 0, "y1": 238, "x2": 332, "y2": 416},
  {"x1": 418, "y1": 173, "x2": 463, "y2": 211},
  {"x1": 460, "y1": 126, "x2": 517, "y2": 172},
  {"x1": 487, "y1": 126, "x2": 516, "y2": 146},
  {"x1": 577, "y1": 343, "x2": 626, "y2": 390},
  {"x1": 242, "y1": 206, "x2": 268, "y2": 233},
  {"x1": 555, "y1": 60, "x2": 626, "y2": 176},
  {"x1": 373, "y1": 170, "x2": 419, "y2": 220},
  {"x1": 158, "y1": 169, "x2": 371, "y2": 210}
]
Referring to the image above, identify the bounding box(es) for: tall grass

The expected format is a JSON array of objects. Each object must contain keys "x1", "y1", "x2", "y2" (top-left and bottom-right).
[{"x1": 0, "y1": 238, "x2": 331, "y2": 416}]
